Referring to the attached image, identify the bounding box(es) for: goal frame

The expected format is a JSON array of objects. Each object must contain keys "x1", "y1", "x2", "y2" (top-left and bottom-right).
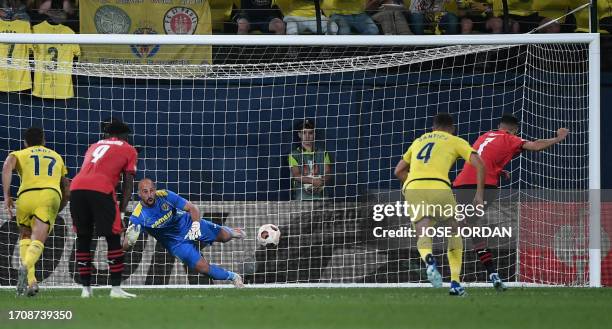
[{"x1": 0, "y1": 33, "x2": 600, "y2": 287}]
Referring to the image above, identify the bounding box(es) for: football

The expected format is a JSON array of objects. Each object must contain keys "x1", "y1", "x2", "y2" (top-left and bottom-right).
[{"x1": 257, "y1": 224, "x2": 281, "y2": 246}]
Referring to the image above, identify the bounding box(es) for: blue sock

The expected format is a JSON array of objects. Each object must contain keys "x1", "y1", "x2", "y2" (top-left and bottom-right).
[
  {"x1": 207, "y1": 264, "x2": 234, "y2": 280},
  {"x1": 425, "y1": 254, "x2": 436, "y2": 266}
]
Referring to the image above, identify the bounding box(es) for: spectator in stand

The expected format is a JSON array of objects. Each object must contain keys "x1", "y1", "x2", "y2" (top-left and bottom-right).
[
  {"x1": 322, "y1": 0, "x2": 378, "y2": 35},
  {"x1": 36, "y1": 0, "x2": 74, "y2": 18},
  {"x1": 503, "y1": 0, "x2": 569, "y2": 33},
  {"x1": 210, "y1": 0, "x2": 238, "y2": 33},
  {"x1": 273, "y1": 0, "x2": 338, "y2": 35},
  {"x1": 30, "y1": 0, "x2": 78, "y2": 31},
  {"x1": 235, "y1": 0, "x2": 285, "y2": 34},
  {"x1": 458, "y1": 0, "x2": 503, "y2": 34},
  {"x1": 366, "y1": 0, "x2": 412, "y2": 35},
  {"x1": 533, "y1": 0, "x2": 571, "y2": 32},
  {"x1": 408, "y1": 0, "x2": 460, "y2": 35},
  {"x1": 0, "y1": 0, "x2": 29, "y2": 20},
  {"x1": 573, "y1": 0, "x2": 611, "y2": 33}
]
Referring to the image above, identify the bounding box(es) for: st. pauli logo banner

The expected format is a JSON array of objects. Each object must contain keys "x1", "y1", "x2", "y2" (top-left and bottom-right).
[{"x1": 80, "y1": 0, "x2": 212, "y2": 65}]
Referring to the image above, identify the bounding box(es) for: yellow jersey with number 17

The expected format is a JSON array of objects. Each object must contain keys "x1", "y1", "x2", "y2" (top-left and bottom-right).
[
  {"x1": 32, "y1": 21, "x2": 80, "y2": 99},
  {"x1": 10, "y1": 146, "x2": 68, "y2": 197},
  {"x1": 0, "y1": 19, "x2": 32, "y2": 92},
  {"x1": 402, "y1": 130, "x2": 474, "y2": 190}
]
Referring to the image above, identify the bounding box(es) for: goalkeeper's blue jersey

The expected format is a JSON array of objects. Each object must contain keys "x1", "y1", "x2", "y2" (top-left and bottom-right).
[{"x1": 129, "y1": 190, "x2": 192, "y2": 248}]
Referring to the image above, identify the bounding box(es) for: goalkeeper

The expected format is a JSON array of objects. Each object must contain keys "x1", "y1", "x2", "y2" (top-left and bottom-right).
[{"x1": 123, "y1": 178, "x2": 246, "y2": 287}]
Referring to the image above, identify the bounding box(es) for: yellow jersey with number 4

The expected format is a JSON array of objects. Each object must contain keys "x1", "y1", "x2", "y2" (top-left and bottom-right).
[
  {"x1": 32, "y1": 21, "x2": 80, "y2": 99},
  {"x1": 402, "y1": 130, "x2": 474, "y2": 189},
  {"x1": 0, "y1": 19, "x2": 32, "y2": 92},
  {"x1": 10, "y1": 146, "x2": 68, "y2": 197}
]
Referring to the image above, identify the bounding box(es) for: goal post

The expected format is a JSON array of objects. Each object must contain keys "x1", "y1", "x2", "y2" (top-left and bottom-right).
[{"x1": 0, "y1": 33, "x2": 601, "y2": 288}]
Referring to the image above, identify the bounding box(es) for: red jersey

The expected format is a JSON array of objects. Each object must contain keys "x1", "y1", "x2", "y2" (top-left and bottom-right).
[
  {"x1": 71, "y1": 138, "x2": 138, "y2": 194},
  {"x1": 453, "y1": 130, "x2": 525, "y2": 187}
]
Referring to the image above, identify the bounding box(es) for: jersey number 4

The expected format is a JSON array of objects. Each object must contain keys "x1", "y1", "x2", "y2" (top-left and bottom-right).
[{"x1": 416, "y1": 142, "x2": 435, "y2": 163}]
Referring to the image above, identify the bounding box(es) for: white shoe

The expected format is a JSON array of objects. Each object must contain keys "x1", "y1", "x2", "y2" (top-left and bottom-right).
[
  {"x1": 81, "y1": 286, "x2": 93, "y2": 298},
  {"x1": 231, "y1": 273, "x2": 245, "y2": 288},
  {"x1": 110, "y1": 287, "x2": 136, "y2": 298},
  {"x1": 16, "y1": 266, "x2": 27, "y2": 296}
]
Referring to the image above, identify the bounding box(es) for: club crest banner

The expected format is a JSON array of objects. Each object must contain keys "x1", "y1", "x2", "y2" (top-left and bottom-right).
[{"x1": 80, "y1": 0, "x2": 212, "y2": 64}]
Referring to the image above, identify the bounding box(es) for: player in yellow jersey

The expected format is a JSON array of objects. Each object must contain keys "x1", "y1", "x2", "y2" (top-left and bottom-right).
[
  {"x1": 2, "y1": 127, "x2": 70, "y2": 296},
  {"x1": 394, "y1": 113, "x2": 485, "y2": 296}
]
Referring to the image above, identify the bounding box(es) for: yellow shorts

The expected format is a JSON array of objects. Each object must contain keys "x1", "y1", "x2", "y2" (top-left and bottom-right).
[
  {"x1": 16, "y1": 189, "x2": 61, "y2": 229},
  {"x1": 402, "y1": 180, "x2": 457, "y2": 223}
]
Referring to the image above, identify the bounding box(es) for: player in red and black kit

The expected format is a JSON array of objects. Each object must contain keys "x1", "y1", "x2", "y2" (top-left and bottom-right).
[
  {"x1": 454, "y1": 114, "x2": 569, "y2": 291},
  {"x1": 70, "y1": 120, "x2": 138, "y2": 298}
]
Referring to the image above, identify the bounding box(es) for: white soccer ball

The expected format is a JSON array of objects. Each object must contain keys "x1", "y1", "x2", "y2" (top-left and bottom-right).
[{"x1": 257, "y1": 224, "x2": 281, "y2": 247}]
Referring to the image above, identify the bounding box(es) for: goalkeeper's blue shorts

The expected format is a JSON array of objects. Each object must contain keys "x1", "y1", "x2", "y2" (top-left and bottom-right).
[{"x1": 169, "y1": 219, "x2": 222, "y2": 269}]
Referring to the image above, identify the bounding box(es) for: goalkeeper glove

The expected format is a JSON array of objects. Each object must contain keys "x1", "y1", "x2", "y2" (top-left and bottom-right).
[
  {"x1": 184, "y1": 221, "x2": 202, "y2": 240},
  {"x1": 126, "y1": 224, "x2": 141, "y2": 247}
]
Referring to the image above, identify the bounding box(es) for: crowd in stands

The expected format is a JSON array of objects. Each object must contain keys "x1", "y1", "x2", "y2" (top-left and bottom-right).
[
  {"x1": 0, "y1": 0, "x2": 78, "y2": 31},
  {"x1": 213, "y1": 1, "x2": 610, "y2": 35},
  {"x1": 0, "y1": 1, "x2": 609, "y2": 35}
]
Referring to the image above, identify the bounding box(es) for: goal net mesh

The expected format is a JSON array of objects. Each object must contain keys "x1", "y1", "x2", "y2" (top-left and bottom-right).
[{"x1": 0, "y1": 42, "x2": 591, "y2": 286}]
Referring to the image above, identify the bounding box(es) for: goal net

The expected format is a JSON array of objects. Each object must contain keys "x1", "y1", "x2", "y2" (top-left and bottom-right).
[{"x1": 0, "y1": 34, "x2": 602, "y2": 287}]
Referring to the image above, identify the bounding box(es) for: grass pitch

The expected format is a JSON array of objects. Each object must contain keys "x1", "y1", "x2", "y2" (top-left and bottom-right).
[{"x1": 0, "y1": 287, "x2": 611, "y2": 329}]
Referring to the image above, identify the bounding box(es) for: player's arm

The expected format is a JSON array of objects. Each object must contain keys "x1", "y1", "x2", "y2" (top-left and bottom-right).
[
  {"x1": 183, "y1": 201, "x2": 203, "y2": 240},
  {"x1": 58, "y1": 176, "x2": 71, "y2": 212},
  {"x1": 289, "y1": 155, "x2": 317, "y2": 185},
  {"x1": 118, "y1": 172, "x2": 135, "y2": 214},
  {"x1": 394, "y1": 159, "x2": 410, "y2": 184},
  {"x1": 522, "y1": 128, "x2": 569, "y2": 151},
  {"x1": 290, "y1": 166, "x2": 317, "y2": 184},
  {"x1": 2, "y1": 154, "x2": 16, "y2": 217},
  {"x1": 469, "y1": 152, "x2": 486, "y2": 206},
  {"x1": 313, "y1": 152, "x2": 333, "y2": 188},
  {"x1": 394, "y1": 144, "x2": 412, "y2": 184},
  {"x1": 183, "y1": 201, "x2": 201, "y2": 222}
]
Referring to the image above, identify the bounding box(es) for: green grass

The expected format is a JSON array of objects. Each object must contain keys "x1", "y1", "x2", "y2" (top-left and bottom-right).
[{"x1": 0, "y1": 288, "x2": 611, "y2": 329}]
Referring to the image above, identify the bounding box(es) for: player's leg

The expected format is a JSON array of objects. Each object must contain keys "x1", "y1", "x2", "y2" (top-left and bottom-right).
[
  {"x1": 70, "y1": 190, "x2": 96, "y2": 298},
  {"x1": 173, "y1": 242, "x2": 244, "y2": 288},
  {"x1": 474, "y1": 187, "x2": 506, "y2": 291},
  {"x1": 445, "y1": 218, "x2": 465, "y2": 296},
  {"x1": 413, "y1": 215, "x2": 443, "y2": 288},
  {"x1": 15, "y1": 194, "x2": 34, "y2": 295},
  {"x1": 22, "y1": 216, "x2": 51, "y2": 296},
  {"x1": 428, "y1": 186, "x2": 465, "y2": 296},
  {"x1": 95, "y1": 191, "x2": 134, "y2": 298},
  {"x1": 23, "y1": 190, "x2": 59, "y2": 294},
  {"x1": 16, "y1": 190, "x2": 58, "y2": 296},
  {"x1": 206, "y1": 220, "x2": 247, "y2": 243},
  {"x1": 17, "y1": 227, "x2": 34, "y2": 292},
  {"x1": 455, "y1": 185, "x2": 506, "y2": 290},
  {"x1": 405, "y1": 182, "x2": 443, "y2": 287}
]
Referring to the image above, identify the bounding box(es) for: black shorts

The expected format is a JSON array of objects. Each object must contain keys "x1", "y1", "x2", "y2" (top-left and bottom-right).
[
  {"x1": 508, "y1": 13, "x2": 542, "y2": 33},
  {"x1": 453, "y1": 184, "x2": 499, "y2": 209},
  {"x1": 70, "y1": 190, "x2": 122, "y2": 236},
  {"x1": 463, "y1": 15, "x2": 488, "y2": 33}
]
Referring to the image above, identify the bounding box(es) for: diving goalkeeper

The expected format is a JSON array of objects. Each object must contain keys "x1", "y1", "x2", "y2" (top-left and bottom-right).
[{"x1": 123, "y1": 178, "x2": 245, "y2": 287}]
